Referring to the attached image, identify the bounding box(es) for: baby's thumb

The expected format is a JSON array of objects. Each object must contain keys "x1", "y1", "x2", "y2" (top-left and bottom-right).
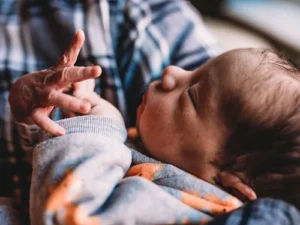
[{"x1": 77, "y1": 92, "x2": 102, "y2": 107}]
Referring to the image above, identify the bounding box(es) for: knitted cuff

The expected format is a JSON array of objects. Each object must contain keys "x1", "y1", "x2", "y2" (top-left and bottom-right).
[{"x1": 41, "y1": 116, "x2": 127, "y2": 143}]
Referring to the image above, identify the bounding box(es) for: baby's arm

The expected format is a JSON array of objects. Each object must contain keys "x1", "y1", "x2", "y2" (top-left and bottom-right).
[
  {"x1": 30, "y1": 91, "x2": 129, "y2": 225},
  {"x1": 30, "y1": 115, "x2": 131, "y2": 225}
]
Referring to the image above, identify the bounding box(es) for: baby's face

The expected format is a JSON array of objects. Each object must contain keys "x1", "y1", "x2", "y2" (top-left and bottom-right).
[{"x1": 136, "y1": 49, "x2": 287, "y2": 183}]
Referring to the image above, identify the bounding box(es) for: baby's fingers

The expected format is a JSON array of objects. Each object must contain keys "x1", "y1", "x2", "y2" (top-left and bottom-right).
[
  {"x1": 78, "y1": 92, "x2": 104, "y2": 106},
  {"x1": 31, "y1": 109, "x2": 65, "y2": 136}
]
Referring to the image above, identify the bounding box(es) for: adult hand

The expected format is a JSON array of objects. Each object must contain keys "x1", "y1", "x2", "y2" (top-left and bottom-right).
[
  {"x1": 8, "y1": 30, "x2": 101, "y2": 136},
  {"x1": 61, "y1": 78, "x2": 96, "y2": 119}
]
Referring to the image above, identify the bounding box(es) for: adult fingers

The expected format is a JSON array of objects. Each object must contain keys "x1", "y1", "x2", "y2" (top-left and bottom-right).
[
  {"x1": 48, "y1": 91, "x2": 91, "y2": 114},
  {"x1": 46, "y1": 66, "x2": 101, "y2": 88},
  {"x1": 219, "y1": 171, "x2": 241, "y2": 187},
  {"x1": 31, "y1": 109, "x2": 66, "y2": 136},
  {"x1": 51, "y1": 30, "x2": 85, "y2": 70},
  {"x1": 23, "y1": 116, "x2": 34, "y2": 124}
]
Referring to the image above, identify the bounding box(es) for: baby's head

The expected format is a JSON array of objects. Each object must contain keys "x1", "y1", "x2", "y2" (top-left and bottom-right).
[{"x1": 136, "y1": 48, "x2": 300, "y2": 208}]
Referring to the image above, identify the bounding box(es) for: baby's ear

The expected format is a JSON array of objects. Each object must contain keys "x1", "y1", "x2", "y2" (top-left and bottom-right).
[{"x1": 219, "y1": 171, "x2": 257, "y2": 201}]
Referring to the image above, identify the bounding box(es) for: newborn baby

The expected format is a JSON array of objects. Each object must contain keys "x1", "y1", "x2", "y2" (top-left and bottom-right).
[
  {"x1": 76, "y1": 48, "x2": 300, "y2": 208},
  {"x1": 136, "y1": 48, "x2": 300, "y2": 207}
]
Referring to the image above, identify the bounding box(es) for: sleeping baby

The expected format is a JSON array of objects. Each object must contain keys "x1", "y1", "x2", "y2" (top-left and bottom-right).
[
  {"x1": 135, "y1": 47, "x2": 300, "y2": 206},
  {"x1": 30, "y1": 48, "x2": 300, "y2": 225},
  {"x1": 84, "y1": 48, "x2": 300, "y2": 207}
]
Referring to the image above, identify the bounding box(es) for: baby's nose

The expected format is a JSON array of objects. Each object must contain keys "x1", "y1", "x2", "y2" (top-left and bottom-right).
[
  {"x1": 161, "y1": 66, "x2": 177, "y2": 91},
  {"x1": 162, "y1": 73, "x2": 176, "y2": 91}
]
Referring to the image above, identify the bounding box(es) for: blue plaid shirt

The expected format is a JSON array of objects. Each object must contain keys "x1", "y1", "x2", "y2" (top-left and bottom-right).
[{"x1": 0, "y1": 0, "x2": 218, "y2": 215}]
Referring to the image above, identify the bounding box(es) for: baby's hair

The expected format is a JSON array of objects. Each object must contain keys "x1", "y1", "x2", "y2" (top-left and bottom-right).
[
  {"x1": 261, "y1": 48, "x2": 300, "y2": 80},
  {"x1": 223, "y1": 49, "x2": 300, "y2": 209}
]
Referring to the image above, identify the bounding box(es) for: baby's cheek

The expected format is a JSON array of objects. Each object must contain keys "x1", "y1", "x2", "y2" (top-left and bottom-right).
[
  {"x1": 139, "y1": 116, "x2": 165, "y2": 156},
  {"x1": 139, "y1": 116, "x2": 159, "y2": 148},
  {"x1": 140, "y1": 99, "x2": 178, "y2": 156}
]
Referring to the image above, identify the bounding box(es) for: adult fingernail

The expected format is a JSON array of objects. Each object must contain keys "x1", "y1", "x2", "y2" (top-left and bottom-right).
[
  {"x1": 250, "y1": 191, "x2": 257, "y2": 200},
  {"x1": 56, "y1": 128, "x2": 65, "y2": 136},
  {"x1": 80, "y1": 102, "x2": 91, "y2": 113},
  {"x1": 91, "y1": 66, "x2": 102, "y2": 77}
]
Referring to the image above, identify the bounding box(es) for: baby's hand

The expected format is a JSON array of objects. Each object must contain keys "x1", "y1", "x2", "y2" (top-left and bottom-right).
[
  {"x1": 63, "y1": 78, "x2": 124, "y2": 125},
  {"x1": 64, "y1": 91, "x2": 124, "y2": 126},
  {"x1": 84, "y1": 92, "x2": 125, "y2": 126}
]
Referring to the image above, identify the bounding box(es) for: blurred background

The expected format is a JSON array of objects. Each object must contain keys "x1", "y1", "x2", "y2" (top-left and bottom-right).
[{"x1": 190, "y1": 0, "x2": 300, "y2": 62}]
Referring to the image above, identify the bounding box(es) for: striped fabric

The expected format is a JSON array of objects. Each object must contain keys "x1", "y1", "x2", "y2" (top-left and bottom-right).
[{"x1": 0, "y1": 0, "x2": 218, "y2": 214}]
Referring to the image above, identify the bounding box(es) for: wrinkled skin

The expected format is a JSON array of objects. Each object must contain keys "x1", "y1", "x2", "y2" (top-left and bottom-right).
[{"x1": 9, "y1": 30, "x2": 101, "y2": 135}]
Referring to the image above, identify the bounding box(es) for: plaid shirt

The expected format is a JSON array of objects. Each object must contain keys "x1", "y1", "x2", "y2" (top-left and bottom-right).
[{"x1": 0, "y1": 0, "x2": 218, "y2": 216}]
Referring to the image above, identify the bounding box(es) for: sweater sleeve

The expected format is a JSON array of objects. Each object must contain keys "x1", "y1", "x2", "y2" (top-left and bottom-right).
[{"x1": 30, "y1": 116, "x2": 131, "y2": 225}]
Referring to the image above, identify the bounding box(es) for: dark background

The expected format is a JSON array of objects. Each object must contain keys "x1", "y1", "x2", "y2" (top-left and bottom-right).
[{"x1": 190, "y1": 0, "x2": 224, "y2": 16}]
